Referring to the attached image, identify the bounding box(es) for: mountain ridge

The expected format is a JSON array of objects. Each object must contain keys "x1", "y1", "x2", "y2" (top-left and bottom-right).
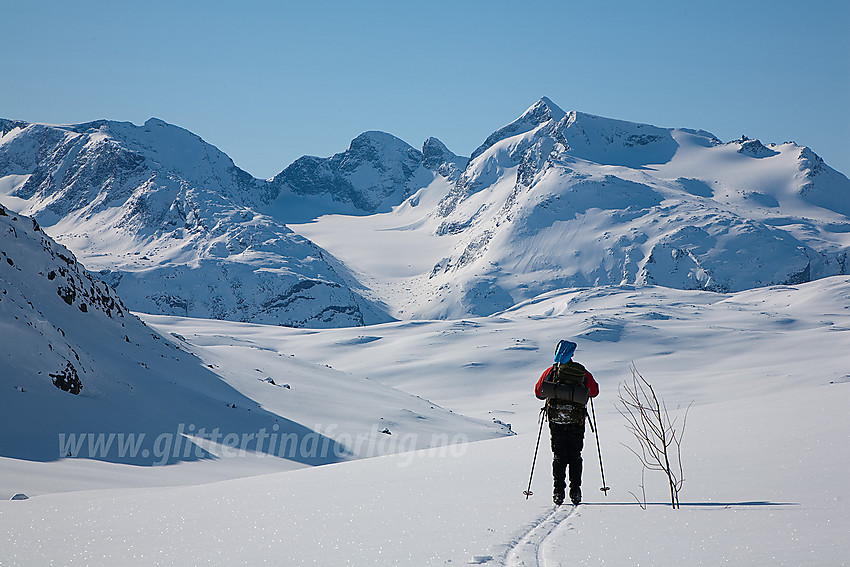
[
  {"x1": 0, "y1": 117, "x2": 396, "y2": 327},
  {"x1": 291, "y1": 98, "x2": 850, "y2": 318},
  {"x1": 2, "y1": 98, "x2": 849, "y2": 324}
]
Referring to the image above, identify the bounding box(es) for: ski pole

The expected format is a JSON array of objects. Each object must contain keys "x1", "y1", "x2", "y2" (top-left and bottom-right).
[
  {"x1": 523, "y1": 407, "x2": 546, "y2": 499},
  {"x1": 590, "y1": 397, "x2": 610, "y2": 495}
]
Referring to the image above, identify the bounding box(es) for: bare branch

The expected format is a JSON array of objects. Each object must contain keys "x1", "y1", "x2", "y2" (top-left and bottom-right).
[{"x1": 617, "y1": 363, "x2": 690, "y2": 509}]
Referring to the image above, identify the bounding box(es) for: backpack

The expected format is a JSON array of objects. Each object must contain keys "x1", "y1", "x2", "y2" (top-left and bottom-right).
[
  {"x1": 539, "y1": 361, "x2": 590, "y2": 405},
  {"x1": 539, "y1": 340, "x2": 589, "y2": 404},
  {"x1": 541, "y1": 340, "x2": 590, "y2": 424}
]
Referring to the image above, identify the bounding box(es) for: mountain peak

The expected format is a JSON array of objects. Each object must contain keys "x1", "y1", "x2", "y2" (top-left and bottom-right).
[
  {"x1": 422, "y1": 137, "x2": 467, "y2": 182},
  {"x1": 523, "y1": 97, "x2": 566, "y2": 123},
  {"x1": 422, "y1": 137, "x2": 453, "y2": 167},
  {"x1": 350, "y1": 130, "x2": 399, "y2": 144},
  {"x1": 470, "y1": 97, "x2": 566, "y2": 161},
  {"x1": 144, "y1": 117, "x2": 170, "y2": 128},
  {"x1": 273, "y1": 130, "x2": 426, "y2": 215},
  {"x1": 347, "y1": 131, "x2": 417, "y2": 157}
]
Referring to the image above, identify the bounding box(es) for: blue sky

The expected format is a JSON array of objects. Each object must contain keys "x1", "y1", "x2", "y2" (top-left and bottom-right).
[{"x1": 3, "y1": 0, "x2": 848, "y2": 178}]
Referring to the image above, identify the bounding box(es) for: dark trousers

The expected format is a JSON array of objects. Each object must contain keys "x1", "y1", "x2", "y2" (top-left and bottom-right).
[{"x1": 549, "y1": 422, "x2": 585, "y2": 493}]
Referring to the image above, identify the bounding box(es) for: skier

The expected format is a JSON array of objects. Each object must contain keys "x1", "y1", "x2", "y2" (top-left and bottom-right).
[{"x1": 534, "y1": 340, "x2": 599, "y2": 506}]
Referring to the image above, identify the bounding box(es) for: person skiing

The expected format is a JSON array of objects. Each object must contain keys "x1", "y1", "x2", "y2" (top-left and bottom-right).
[{"x1": 534, "y1": 340, "x2": 599, "y2": 506}]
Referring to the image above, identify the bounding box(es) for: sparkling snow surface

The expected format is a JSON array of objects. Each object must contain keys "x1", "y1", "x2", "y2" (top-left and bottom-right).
[{"x1": 2, "y1": 277, "x2": 849, "y2": 565}]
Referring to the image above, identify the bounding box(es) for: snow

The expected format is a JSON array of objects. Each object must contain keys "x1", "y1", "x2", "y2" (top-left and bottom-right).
[
  {"x1": 0, "y1": 119, "x2": 393, "y2": 327},
  {"x1": 288, "y1": 99, "x2": 850, "y2": 321},
  {"x1": 4, "y1": 99, "x2": 849, "y2": 328},
  {"x1": 2, "y1": 98, "x2": 850, "y2": 565},
  {"x1": 2, "y1": 270, "x2": 849, "y2": 564},
  {"x1": 0, "y1": 207, "x2": 508, "y2": 471}
]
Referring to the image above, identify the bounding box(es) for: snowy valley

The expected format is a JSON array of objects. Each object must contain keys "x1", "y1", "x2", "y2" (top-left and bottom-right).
[{"x1": 1, "y1": 98, "x2": 849, "y2": 565}]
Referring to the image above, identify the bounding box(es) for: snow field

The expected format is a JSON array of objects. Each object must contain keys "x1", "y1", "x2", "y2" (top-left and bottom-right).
[{"x1": 2, "y1": 277, "x2": 849, "y2": 565}]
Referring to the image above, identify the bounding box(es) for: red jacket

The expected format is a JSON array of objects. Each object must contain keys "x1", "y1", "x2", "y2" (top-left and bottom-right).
[{"x1": 535, "y1": 365, "x2": 598, "y2": 400}]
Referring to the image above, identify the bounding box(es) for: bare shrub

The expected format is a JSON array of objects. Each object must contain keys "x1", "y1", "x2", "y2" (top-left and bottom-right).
[{"x1": 617, "y1": 363, "x2": 689, "y2": 509}]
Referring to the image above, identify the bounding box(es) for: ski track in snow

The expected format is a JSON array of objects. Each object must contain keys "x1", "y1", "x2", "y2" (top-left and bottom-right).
[{"x1": 500, "y1": 504, "x2": 578, "y2": 567}]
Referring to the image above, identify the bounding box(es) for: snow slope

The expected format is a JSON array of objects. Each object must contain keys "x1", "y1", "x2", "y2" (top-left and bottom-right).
[
  {"x1": 1, "y1": 276, "x2": 848, "y2": 565},
  {"x1": 0, "y1": 207, "x2": 509, "y2": 471}
]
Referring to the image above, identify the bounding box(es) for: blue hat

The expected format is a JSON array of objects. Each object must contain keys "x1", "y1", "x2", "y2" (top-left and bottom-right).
[{"x1": 554, "y1": 340, "x2": 577, "y2": 364}]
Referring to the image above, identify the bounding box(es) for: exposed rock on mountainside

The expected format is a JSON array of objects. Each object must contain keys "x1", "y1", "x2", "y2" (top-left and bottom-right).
[
  {"x1": 271, "y1": 131, "x2": 432, "y2": 214},
  {"x1": 2, "y1": 214, "x2": 80, "y2": 398}
]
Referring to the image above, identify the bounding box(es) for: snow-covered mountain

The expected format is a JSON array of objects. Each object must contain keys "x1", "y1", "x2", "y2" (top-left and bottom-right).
[
  {"x1": 0, "y1": 119, "x2": 391, "y2": 327},
  {"x1": 295, "y1": 98, "x2": 850, "y2": 318},
  {"x1": 3, "y1": 98, "x2": 849, "y2": 324},
  {"x1": 0, "y1": 118, "x2": 473, "y2": 326},
  {"x1": 267, "y1": 130, "x2": 459, "y2": 220},
  {"x1": 0, "y1": 206, "x2": 510, "y2": 464}
]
